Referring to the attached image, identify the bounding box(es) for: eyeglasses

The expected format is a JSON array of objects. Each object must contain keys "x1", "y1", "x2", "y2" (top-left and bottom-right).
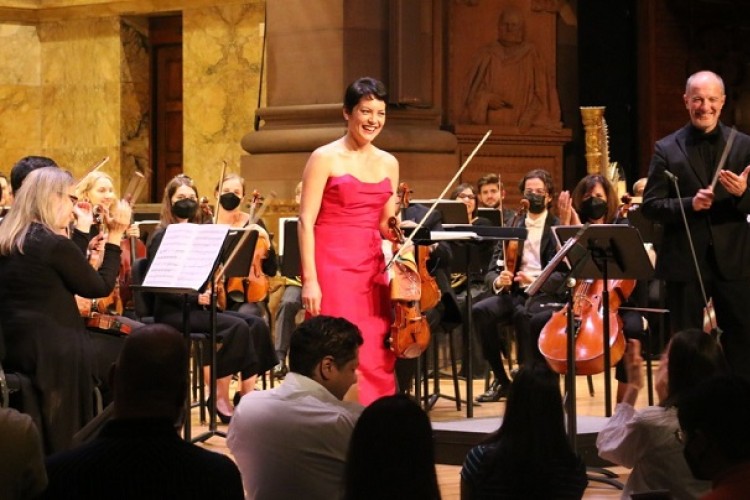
[
  {"x1": 457, "y1": 194, "x2": 476, "y2": 200},
  {"x1": 674, "y1": 428, "x2": 685, "y2": 444},
  {"x1": 523, "y1": 189, "x2": 547, "y2": 197}
]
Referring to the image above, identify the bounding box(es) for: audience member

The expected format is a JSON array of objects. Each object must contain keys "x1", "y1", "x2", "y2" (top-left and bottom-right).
[
  {"x1": 678, "y1": 374, "x2": 750, "y2": 500},
  {"x1": 461, "y1": 365, "x2": 587, "y2": 498},
  {"x1": 42, "y1": 324, "x2": 244, "y2": 500},
  {"x1": 0, "y1": 407, "x2": 47, "y2": 499},
  {"x1": 228, "y1": 315, "x2": 364, "y2": 500},
  {"x1": 344, "y1": 394, "x2": 441, "y2": 500},
  {"x1": 597, "y1": 330, "x2": 728, "y2": 498}
]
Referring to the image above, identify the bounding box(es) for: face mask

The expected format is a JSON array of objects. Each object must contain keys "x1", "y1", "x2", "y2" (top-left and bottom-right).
[
  {"x1": 172, "y1": 198, "x2": 198, "y2": 220},
  {"x1": 219, "y1": 192, "x2": 241, "y2": 211},
  {"x1": 525, "y1": 193, "x2": 547, "y2": 214},
  {"x1": 579, "y1": 196, "x2": 608, "y2": 222}
]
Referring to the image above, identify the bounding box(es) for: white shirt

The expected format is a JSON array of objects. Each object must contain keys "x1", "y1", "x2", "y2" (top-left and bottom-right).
[
  {"x1": 227, "y1": 372, "x2": 364, "y2": 500},
  {"x1": 520, "y1": 211, "x2": 545, "y2": 281},
  {"x1": 596, "y1": 402, "x2": 711, "y2": 499}
]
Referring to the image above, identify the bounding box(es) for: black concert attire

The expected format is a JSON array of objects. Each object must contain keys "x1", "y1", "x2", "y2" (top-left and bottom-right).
[
  {"x1": 472, "y1": 212, "x2": 563, "y2": 391},
  {"x1": 147, "y1": 229, "x2": 263, "y2": 379},
  {"x1": 643, "y1": 123, "x2": 750, "y2": 381},
  {"x1": 0, "y1": 223, "x2": 121, "y2": 453},
  {"x1": 42, "y1": 418, "x2": 244, "y2": 500}
]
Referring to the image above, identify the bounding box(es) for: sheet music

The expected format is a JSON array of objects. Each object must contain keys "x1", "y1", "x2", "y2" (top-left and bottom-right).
[
  {"x1": 143, "y1": 223, "x2": 230, "y2": 291},
  {"x1": 429, "y1": 230, "x2": 479, "y2": 241}
]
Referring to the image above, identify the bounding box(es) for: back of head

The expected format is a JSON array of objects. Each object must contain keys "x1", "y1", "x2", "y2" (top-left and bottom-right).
[
  {"x1": 485, "y1": 366, "x2": 571, "y2": 466},
  {"x1": 10, "y1": 155, "x2": 58, "y2": 194},
  {"x1": 344, "y1": 394, "x2": 440, "y2": 500},
  {"x1": 678, "y1": 375, "x2": 750, "y2": 477},
  {"x1": 288, "y1": 316, "x2": 363, "y2": 378},
  {"x1": 665, "y1": 329, "x2": 728, "y2": 407},
  {"x1": 113, "y1": 324, "x2": 188, "y2": 420}
]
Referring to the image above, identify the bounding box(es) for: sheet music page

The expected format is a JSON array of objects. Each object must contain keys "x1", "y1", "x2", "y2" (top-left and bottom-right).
[
  {"x1": 430, "y1": 230, "x2": 479, "y2": 240},
  {"x1": 143, "y1": 223, "x2": 230, "y2": 290}
]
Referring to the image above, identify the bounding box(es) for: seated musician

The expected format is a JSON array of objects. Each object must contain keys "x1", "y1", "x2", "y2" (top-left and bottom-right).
[
  {"x1": 147, "y1": 174, "x2": 271, "y2": 423},
  {"x1": 213, "y1": 173, "x2": 279, "y2": 319},
  {"x1": 0, "y1": 167, "x2": 131, "y2": 453},
  {"x1": 472, "y1": 169, "x2": 564, "y2": 402},
  {"x1": 477, "y1": 173, "x2": 517, "y2": 223},
  {"x1": 74, "y1": 171, "x2": 145, "y2": 406},
  {"x1": 531, "y1": 173, "x2": 645, "y2": 402}
]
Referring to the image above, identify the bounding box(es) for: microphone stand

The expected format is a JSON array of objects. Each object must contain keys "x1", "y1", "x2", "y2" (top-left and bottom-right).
[{"x1": 664, "y1": 171, "x2": 722, "y2": 339}]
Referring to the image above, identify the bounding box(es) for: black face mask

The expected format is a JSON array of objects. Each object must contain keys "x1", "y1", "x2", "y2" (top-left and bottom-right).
[
  {"x1": 579, "y1": 196, "x2": 608, "y2": 222},
  {"x1": 525, "y1": 193, "x2": 547, "y2": 214},
  {"x1": 219, "y1": 192, "x2": 242, "y2": 211},
  {"x1": 172, "y1": 198, "x2": 198, "y2": 220}
]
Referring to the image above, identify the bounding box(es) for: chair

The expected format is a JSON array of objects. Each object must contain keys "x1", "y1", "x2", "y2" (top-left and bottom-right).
[{"x1": 131, "y1": 257, "x2": 209, "y2": 423}]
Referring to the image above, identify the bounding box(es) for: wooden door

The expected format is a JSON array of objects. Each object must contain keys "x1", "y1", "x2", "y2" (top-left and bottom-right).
[{"x1": 150, "y1": 16, "x2": 183, "y2": 200}]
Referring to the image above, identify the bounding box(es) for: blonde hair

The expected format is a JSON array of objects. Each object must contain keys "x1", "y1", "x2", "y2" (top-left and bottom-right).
[
  {"x1": 0, "y1": 167, "x2": 73, "y2": 255},
  {"x1": 75, "y1": 171, "x2": 115, "y2": 207}
]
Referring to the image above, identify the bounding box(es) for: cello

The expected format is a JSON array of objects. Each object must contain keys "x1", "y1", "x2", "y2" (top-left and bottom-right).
[{"x1": 538, "y1": 273, "x2": 635, "y2": 375}]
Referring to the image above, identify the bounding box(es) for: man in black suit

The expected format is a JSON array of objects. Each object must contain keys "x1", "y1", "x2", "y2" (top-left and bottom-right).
[{"x1": 642, "y1": 70, "x2": 750, "y2": 382}]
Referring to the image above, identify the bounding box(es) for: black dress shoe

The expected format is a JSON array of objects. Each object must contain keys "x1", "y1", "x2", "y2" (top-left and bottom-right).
[
  {"x1": 475, "y1": 380, "x2": 510, "y2": 403},
  {"x1": 273, "y1": 361, "x2": 288, "y2": 379},
  {"x1": 206, "y1": 395, "x2": 232, "y2": 424}
]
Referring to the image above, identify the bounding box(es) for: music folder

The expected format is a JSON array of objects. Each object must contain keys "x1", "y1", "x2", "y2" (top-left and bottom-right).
[{"x1": 410, "y1": 199, "x2": 468, "y2": 225}]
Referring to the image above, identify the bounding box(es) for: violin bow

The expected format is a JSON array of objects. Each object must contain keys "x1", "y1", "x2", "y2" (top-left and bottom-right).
[
  {"x1": 384, "y1": 129, "x2": 492, "y2": 271},
  {"x1": 74, "y1": 156, "x2": 110, "y2": 190},
  {"x1": 213, "y1": 160, "x2": 228, "y2": 224}
]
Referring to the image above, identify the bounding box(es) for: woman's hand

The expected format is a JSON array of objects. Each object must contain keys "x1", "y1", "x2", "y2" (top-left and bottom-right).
[
  {"x1": 87, "y1": 233, "x2": 106, "y2": 268},
  {"x1": 73, "y1": 201, "x2": 94, "y2": 233},
  {"x1": 125, "y1": 223, "x2": 140, "y2": 239},
  {"x1": 105, "y1": 200, "x2": 132, "y2": 244},
  {"x1": 301, "y1": 279, "x2": 322, "y2": 317}
]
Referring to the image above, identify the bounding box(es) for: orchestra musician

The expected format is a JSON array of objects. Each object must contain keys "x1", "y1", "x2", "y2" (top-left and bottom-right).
[
  {"x1": 213, "y1": 172, "x2": 279, "y2": 319},
  {"x1": 298, "y1": 76, "x2": 399, "y2": 405},
  {"x1": 73, "y1": 171, "x2": 145, "y2": 406},
  {"x1": 477, "y1": 173, "x2": 516, "y2": 223},
  {"x1": 0, "y1": 167, "x2": 131, "y2": 453},
  {"x1": 535, "y1": 173, "x2": 645, "y2": 402},
  {"x1": 472, "y1": 169, "x2": 564, "y2": 403},
  {"x1": 147, "y1": 174, "x2": 266, "y2": 423}
]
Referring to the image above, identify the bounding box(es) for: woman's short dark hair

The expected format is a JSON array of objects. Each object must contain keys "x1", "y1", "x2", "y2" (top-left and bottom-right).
[
  {"x1": 288, "y1": 316, "x2": 363, "y2": 378},
  {"x1": 344, "y1": 394, "x2": 441, "y2": 500},
  {"x1": 664, "y1": 328, "x2": 728, "y2": 408},
  {"x1": 344, "y1": 77, "x2": 388, "y2": 114},
  {"x1": 570, "y1": 174, "x2": 619, "y2": 223}
]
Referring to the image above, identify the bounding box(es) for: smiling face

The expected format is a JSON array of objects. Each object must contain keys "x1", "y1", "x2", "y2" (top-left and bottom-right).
[
  {"x1": 344, "y1": 95, "x2": 386, "y2": 145},
  {"x1": 86, "y1": 177, "x2": 116, "y2": 209},
  {"x1": 684, "y1": 72, "x2": 725, "y2": 133}
]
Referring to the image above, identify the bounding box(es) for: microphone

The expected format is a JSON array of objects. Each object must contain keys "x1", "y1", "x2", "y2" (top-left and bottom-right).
[{"x1": 663, "y1": 170, "x2": 678, "y2": 182}]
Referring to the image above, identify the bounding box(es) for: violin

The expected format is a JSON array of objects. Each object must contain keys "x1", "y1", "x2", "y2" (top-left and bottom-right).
[
  {"x1": 91, "y1": 205, "x2": 124, "y2": 316},
  {"x1": 118, "y1": 172, "x2": 147, "y2": 311},
  {"x1": 397, "y1": 182, "x2": 441, "y2": 311},
  {"x1": 386, "y1": 204, "x2": 430, "y2": 359},
  {"x1": 496, "y1": 200, "x2": 527, "y2": 293},
  {"x1": 538, "y1": 278, "x2": 635, "y2": 375},
  {"x1": 86, "y1": 313, "x2": 132, "y2": 336}
]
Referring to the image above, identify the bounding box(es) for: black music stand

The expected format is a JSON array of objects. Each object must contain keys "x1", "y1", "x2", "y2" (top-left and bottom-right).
[
  {"x1": 552, "y1": 225, "x2": 654, "y2": 417},
  {"x1": 441, "y1": 225, "x2": 527, "y2": 417},
  {"x1": 191, "y1": 228, "x2": 258, "y2": 444},
  {"x1": 279, "y1": 218, "x2": 300, "y2": 279}
]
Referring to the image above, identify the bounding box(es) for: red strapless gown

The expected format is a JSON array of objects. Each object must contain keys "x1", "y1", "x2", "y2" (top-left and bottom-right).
[{"x1": 312, "y1": 174, "x2": 395, "y2": 405}]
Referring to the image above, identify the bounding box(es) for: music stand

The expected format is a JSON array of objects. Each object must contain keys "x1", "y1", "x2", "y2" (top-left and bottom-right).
[
  {"x1": 278, "y1": 218, "x2": 300, "y2": 279},
  {"x1": 192, "y1": 228, "x2": 258, "y2": 444},
  {"x1": 411, "y1": 199, "x2": 469, "y2": 225},
  {"x1": 552, "y1": 225, "x2": 654, "y2": 417},
  {"x1": 477, "y1": 207, "x2": 502, "y2": 226}
]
